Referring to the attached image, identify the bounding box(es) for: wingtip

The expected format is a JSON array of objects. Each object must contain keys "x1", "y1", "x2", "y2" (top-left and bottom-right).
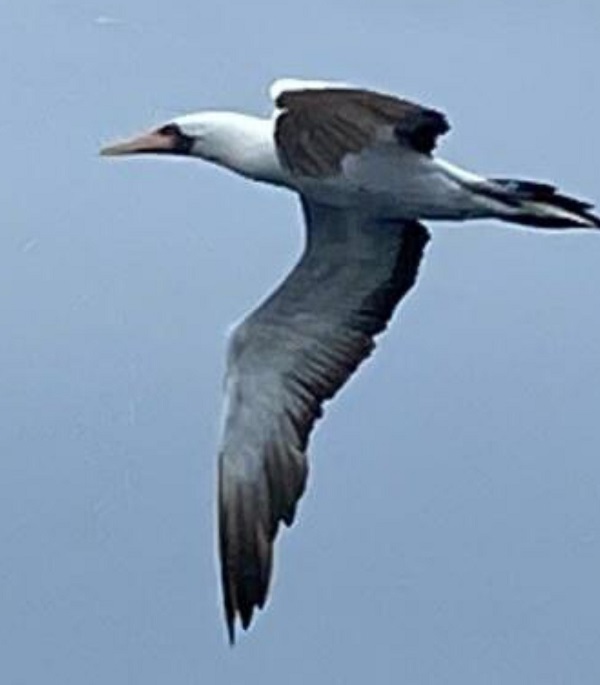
[
  {"x1": 224, "y1": 610, "x2": 254, "y2": 645},
  {"x1": 226, "y1": 622, "x2": 236, "y2": 646},
  {"x1": 223, "y1": 590, "x2": 237, "y2": 645},
  {"x1": 223, "y1": 593, "x2": 263, "y2": 645}
]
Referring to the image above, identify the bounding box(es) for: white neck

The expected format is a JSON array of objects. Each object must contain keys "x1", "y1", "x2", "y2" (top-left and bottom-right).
[{"x1": 188, "y1": 113, "x2": 287, "y2": 186}]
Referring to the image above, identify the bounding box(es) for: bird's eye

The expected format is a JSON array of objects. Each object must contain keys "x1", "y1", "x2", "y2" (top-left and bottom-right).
[
  {"x1": 155, "y1": 122, "x2": 195, "y2": 155},
  {"x1": 157, "y1": 124, "x2": 180, "y2": 136}
]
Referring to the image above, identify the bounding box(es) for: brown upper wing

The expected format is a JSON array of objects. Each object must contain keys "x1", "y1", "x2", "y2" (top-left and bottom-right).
[{"x1": 274, "y1": 87, "x2": 450, "y2": 177}]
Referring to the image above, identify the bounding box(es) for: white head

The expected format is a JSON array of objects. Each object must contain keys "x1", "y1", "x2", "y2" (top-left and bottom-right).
[
  {"x1": 100, "y1": 111, "x2": 281, "y2": 182},
  {"x1": 101, "y1": 112, "x2": 232, "y2": 159}
]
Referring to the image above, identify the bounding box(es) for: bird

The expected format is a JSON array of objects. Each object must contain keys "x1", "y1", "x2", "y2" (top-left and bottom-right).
[{"x1": 101, "y1": 77, "x2": 599, "y2": 642}]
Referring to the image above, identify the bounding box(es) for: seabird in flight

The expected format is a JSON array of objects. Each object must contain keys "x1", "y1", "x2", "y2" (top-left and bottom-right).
[{"x1": 101, "y1": 78, "x2": 599, "y2": 642}]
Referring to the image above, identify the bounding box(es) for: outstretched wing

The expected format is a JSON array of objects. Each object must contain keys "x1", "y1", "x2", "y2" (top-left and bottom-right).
[
  {"x1": 272, "y1": 81, "x2": 450, "y2": 177},
  {"x1": 218, "y1": 198, "x2": 430, "y2": 641}
]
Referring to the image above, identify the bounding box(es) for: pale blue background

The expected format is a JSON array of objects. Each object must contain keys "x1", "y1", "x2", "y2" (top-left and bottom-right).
[{"x1": 2, "y1": 1, "x2": 600, "y2": 683}]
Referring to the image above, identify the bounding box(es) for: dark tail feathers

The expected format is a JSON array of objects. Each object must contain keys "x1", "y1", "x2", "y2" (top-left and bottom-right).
[{"x1": 488, "y1": 178, "x2": 600, "y2": 229}]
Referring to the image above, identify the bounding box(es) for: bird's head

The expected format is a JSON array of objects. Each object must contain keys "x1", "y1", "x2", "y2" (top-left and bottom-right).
[
  {"x1": 101, "y1": 110, "x2": 282, "y2": 184},
  {"x1": 100, "y1": 112, "x2": 235, "y2": 162}
]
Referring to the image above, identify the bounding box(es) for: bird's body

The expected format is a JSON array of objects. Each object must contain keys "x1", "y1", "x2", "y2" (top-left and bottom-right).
[
  {"x1": 154, "y1": 107, "x2": 595, "y2": 225},
  {"x1": 101, "y1": 77, "x2": 599, "y2": 642}
]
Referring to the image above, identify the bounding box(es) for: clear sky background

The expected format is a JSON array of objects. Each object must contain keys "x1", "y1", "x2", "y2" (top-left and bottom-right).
[{"x1": 2, "y1": 1, "x2": 600, "y2": 683}]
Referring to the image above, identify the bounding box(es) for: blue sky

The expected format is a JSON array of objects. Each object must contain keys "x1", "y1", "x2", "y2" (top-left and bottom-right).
[{"x1": 2, "y1": 1, "x2": 600, "y2": 683}]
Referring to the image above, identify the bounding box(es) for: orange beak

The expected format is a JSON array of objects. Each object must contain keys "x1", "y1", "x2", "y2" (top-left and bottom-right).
[{"x1": 100, "y1": 129, "x2": 177, "y2": 156}]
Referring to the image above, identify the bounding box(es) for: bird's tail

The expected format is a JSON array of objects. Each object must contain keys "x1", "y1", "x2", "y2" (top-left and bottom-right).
[{"x1": 480, "y1": 177, "x2": 600, "y2": 229}]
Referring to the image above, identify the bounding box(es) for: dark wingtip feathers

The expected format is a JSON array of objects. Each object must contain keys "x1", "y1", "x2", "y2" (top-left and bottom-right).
[{"x1": 219, "y1": 441, "x2": 307, "y2": 643}]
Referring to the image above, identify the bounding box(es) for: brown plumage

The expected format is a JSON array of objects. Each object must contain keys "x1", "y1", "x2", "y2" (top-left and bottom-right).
[{"x1": 275, "y1": 88, "x2": 450, "y2": 177}]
